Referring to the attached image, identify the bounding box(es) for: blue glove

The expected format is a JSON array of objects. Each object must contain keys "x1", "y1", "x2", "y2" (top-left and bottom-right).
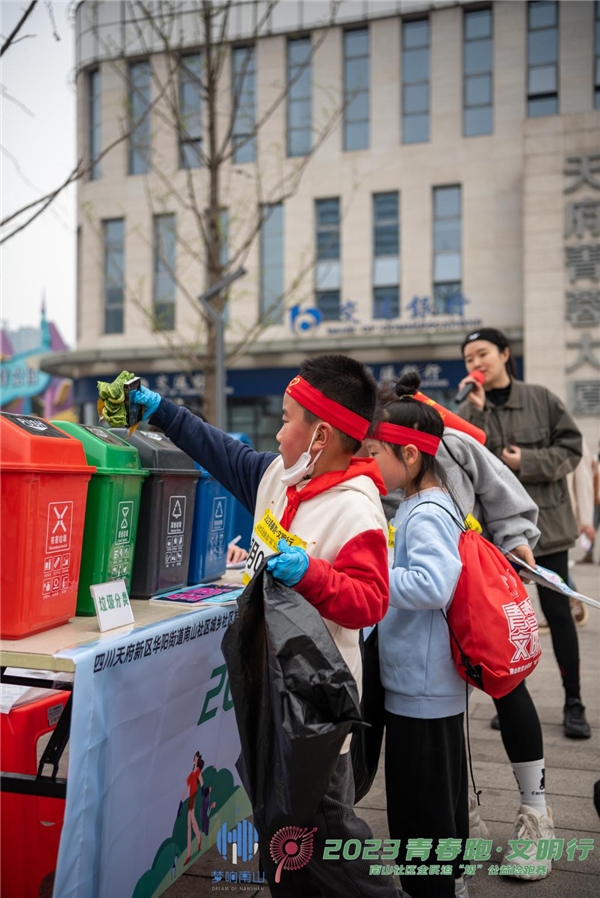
[
  {"x1": 130, "y1": 385, "x2": 162, "y2": 421},
  {"x1": 266, "y1": 539, "x2": 309, "y2": 587}
]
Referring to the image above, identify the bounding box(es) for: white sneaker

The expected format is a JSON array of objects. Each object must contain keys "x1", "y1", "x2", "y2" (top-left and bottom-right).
[
  {"x1": 468, "y1": 793, "x2": 490, "y2": 840},
  {"x1": 501, "y1": 804, "x2": 554, "y2": 880}
]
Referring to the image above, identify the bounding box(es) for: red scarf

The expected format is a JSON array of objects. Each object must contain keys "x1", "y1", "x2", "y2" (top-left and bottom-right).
[{"x1": 279, "y1": 458, "x2": 386, "y2": 531}]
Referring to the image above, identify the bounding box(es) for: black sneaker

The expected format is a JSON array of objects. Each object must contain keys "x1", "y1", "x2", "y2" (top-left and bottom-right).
[
  {"x1": 490, "y1": 713, "x2": 500, "y2": 730},
  {"x1": 563, "y1": 699, "x2": 591, "y2": 739}
]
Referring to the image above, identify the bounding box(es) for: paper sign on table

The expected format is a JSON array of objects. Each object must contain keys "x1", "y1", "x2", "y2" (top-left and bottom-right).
[{"x1": 90, "y1": 579, "x2": 135, "y2": 631}]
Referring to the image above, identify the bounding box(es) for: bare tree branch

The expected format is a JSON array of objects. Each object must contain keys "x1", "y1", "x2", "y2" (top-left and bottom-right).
[
  {"x1": 1, "y1": 83, "x2": 35, "y2": 116},
  {"x1": 1, "y1": 0, "x2": 38, "y2": 57}
]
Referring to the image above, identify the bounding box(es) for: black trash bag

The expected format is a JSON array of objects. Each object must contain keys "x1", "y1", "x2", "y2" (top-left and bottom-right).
[
  {"x1": 351, "y1": 626, "x2": 385, "y2": 804},
  {"x1": 221, "y1": 561, "x2": 364, "y2": 834}
]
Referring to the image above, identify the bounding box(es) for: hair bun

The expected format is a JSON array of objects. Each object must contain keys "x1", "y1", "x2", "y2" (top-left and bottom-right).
[{"x1": 395, "y1": 370, "x2": 421, "y2": 397}]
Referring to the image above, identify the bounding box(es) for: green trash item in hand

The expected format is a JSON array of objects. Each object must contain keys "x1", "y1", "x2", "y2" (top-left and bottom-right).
[{"x1": 97, "y1": 370, "x2": 136, "y2": 426}]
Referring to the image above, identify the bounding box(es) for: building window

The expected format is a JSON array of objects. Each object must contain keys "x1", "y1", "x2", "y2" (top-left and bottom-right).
[
  {"x1": 315, "y1": 198, "x2": 341, "y2": 321},
  {"x1": 179, "y1": 54, "x2": 203, "y2": 168},
  {"x1": 260, "y1": 204, "x2": 284, "y2": 323},
  {"x1": 287, "y1": 37, "x2": 312, "y2": 157},
  {"x1": 527, "y1": 1, "x2": 559, "y2": 117},
  {"x1": 402, "y1": 19, "x2": 430, "y2": 144},
  {"x1": 88, "y1": 68, "x2": 101, "y2": 179},
  {"x1": 344, "y1": 28, "x2": 369, "y2": 151},
  {"x1": 103, "y1": 219, "x2": 124, "y2": 334},
  {"x1": 463, "y1": 8, "x2": 493, "y2": 136},
  {"x1": 433, "y1": 186, "x2": 462, "y2": 314},
  {"x1": 153, "y1": 214, "x2": 176, "y2": 331},
  {"x1": 128, "y1": 60, "x2": 151, "y2": 174},
  {"x1": 595, "y1": 1, "x2": 600, "y2": 108},
  {"x1": 232, "y1": 46, "x2": 256, "y2": 163},
  {"x1": 373, "y1": 193, "x2": 400, "y2": 319}
]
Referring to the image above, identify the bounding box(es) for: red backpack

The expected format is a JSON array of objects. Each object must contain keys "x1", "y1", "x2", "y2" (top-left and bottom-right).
[{"x1": 412, "y1": 502, "x2": 542, "y2": 699}]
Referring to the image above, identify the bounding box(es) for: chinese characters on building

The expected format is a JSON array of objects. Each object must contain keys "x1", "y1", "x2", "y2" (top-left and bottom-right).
[{"x1": 563, "y1": 155, "x2": 600, "y2": 414}]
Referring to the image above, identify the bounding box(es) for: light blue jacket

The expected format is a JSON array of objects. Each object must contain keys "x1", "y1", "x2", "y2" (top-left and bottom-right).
[{"x1": 379, "y1": 488, "x2": 469, "y2": 719}]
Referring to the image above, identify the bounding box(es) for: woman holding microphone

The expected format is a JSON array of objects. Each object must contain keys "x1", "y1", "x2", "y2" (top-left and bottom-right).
[{"x1": 457, "y1": 327, "x2": 589, "y2": 740}]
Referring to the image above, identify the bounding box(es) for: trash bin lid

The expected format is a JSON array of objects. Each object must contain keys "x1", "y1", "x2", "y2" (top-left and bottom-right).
[
  {"x1": 51, "y1": 421, "x2": 147, "y2": 475},
  {"x1": 0, "y1": 412, "x2": 95, "y2": 474},
  {"x1": 110, "y1": 428, "x2": 198, "y2": 474}
]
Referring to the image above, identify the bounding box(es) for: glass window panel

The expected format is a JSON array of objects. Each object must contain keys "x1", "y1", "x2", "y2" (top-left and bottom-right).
[
  {"x1": 374, "y1": 193, "x2": 398, "y2": 221},
  {"x1": 434, "y1": 187, "x2": 461, "y2": 219},
  {"x1": 465, "y1": 9, "x2": 492, "y2": 40},
  {"x1": 345, "y1": 120, "x2": 369, "y2": 151},
  {"x1": 288, "y1": 129, "x2": 311, "y2": 156},
  {"x1": 464, "y1": 38, "x2": 492, "y2": 75},
  {"x1": 261, "y1": 200, "x2": 284, "y2": 322},
  {"x1": 316, "y1": 291, "x2": 340, "y2": 321},
  {"x1": 316, "y1": 260, "x2": 341, "y2": 290},
  {"x1": 403, "y1": 113, "x2": 429, "y2": 144},
  {"x1": 596, "y1": 56, "x2": 600, "y2": 84},
  {"x1": 154, "y1": 302, "x2": 174, "y2": 332},
  {"x1": 465, "y1": 74, "x2": 492, "y2": 106},
  {"x1": 595, "y1": 88, "x2": 600, "y2": 109},
  {"x1": 105, "y1": 307, "x2": 123, "y2": 334},
  {"x1": 528, "y1": 1, "x2": 557, "y2": 30},
  {"x1": 345, "y1": 57, "x2": 369, "y2": 93},
  {"x1": 403, "y1": 20, "x2": 429, "y2": 50},
  {"x1": 528, "y1": 64, "x2": 556, "y2": 95},
  {"x1": 345, "y1": 91, "x2": 369, "y2": 122},
  {"x1": 464, "y1": 105, "x2": 493, "y2": 136},
  {"x1": 528, "y1": 28, "x2": 558, "y2": 66},
  {"x1": 373, "y1": 286, "x2": 399, "y2": 320},
  {"x1": 344, "y1": 29, "x2": 368, "y2": 58},
  {"x1": 433, "y1": 282, "x2": 463, "y2": 314},
  {"x1": 181, "y1": 140, "x2": 202, "y2": 169},
  {"x1": 404, "y1": 83, "x2": 429, "y2": 114},
  {"x1": 317, "y1": 230, "x2": 340, "y2": 259},
  {"x1": 402, "y1": 47, "x2": 429, "y2": 84},
  {"x1": 374, "y1": 257, "x2": 399, "y2": 287},
  {"x1": 290, "y1": 64, "x2": 310, "y2": 98},
  {"x1": 528, "y1": 95, "x2": 558, "y2": 116},
  {"x1": 288, "y1": 37, "x2": 311, "y2": 66},
  {"x1": 129, "y1": 61, "x2": 151, "y2": 174},
  {"x1": 317, "y1": 199, "x2": 340, "y2": 226},
  {"x1": 288, "y1": 99, "x2": 311, "y2": 128},
  {"x1": 434, "y1": 253, "x2": 462, "y2": 281},
  {"x1": 434, "y1": 219, "x2": 461, "y2": 252},
  {"x1": 596, "y1": 19, "x2": 600, "y2": 50},
  {"x1": 374, "y1": 224, "x2": 399, "y2": 256},
  {"x1": 232, "y1": 135, "x2": 255, "y2": 163}
]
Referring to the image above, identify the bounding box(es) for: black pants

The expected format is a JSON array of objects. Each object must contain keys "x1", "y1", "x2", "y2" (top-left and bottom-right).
[
  {"x1": 536, "y1": 550, "x2": 581, "y2": 700},
  {"x1": 257, "y1": 752, "x2": 411, "y2": 898},
  {"x1": 385, "y1": 711, "x2": 468, "y2": 898},
  {"x1": 493, "y1": 680, "x2": 544, "y2": 762}
]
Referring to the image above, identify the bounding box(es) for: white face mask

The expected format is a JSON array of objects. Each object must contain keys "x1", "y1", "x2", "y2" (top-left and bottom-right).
[{"x1": 280, "y1": 427, "x2": 323, "y2": 487}]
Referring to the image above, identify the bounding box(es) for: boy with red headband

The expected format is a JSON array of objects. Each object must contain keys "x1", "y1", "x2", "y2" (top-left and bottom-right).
[{"x1": 127, "y1": 355, "x2": 409, "y2": 898}]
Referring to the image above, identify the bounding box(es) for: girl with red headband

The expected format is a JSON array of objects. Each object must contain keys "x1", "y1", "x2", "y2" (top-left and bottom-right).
[{"x1": 367, "y1": 386, "x2": 469, "y2": 898}]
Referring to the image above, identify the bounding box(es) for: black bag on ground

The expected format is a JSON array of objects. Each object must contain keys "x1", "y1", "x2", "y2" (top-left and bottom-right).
[
  {"x1": 221, "y1": 562, "x2": 364, "y2": 834},
  {"x1": 351, "y1": 626, "x2": 385, "y2": 804}
]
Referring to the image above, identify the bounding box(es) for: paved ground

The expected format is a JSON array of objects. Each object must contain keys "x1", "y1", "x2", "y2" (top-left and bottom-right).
[{"x1": 164, "y1": 560, "x2": 600, "y2": 898}]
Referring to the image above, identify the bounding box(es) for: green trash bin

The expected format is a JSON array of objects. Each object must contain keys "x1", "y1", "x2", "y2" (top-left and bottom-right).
[{"x1": 51, "y1": 422, "x2": 148, "y2": 614}]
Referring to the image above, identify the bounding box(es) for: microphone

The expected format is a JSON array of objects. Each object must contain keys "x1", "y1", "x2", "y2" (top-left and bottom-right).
[{"x1": 454, "y1": 369, "x2": 485, "y2": 404}]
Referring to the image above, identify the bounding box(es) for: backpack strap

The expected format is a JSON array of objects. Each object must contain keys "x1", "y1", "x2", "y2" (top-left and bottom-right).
[{"x1": 403, "y1": 498, "x2": 466, "y2": 532}]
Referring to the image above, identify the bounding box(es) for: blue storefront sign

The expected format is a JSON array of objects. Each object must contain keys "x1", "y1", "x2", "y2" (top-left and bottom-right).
[{"x1": 73, "y1": 358, "x2": 522, "y2": 406}]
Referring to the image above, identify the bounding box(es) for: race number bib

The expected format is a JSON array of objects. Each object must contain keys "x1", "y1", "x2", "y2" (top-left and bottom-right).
[
  {"x1": 243, "y1": 509, "x2": 307, "y2": 584},
  {"x1": 387, "y1": 521, "x2": 396, "y2": 549},
  {"x1": 464, "y1": 513, "x2": 483, "y2": 533}
]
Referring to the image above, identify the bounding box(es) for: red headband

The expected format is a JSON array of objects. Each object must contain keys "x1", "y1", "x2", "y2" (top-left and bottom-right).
[
  {"x1": 286, "y1": 375, "x2": 370, "y2": 441},
  {"x1": 373, "y1": 423, "x2": 441, "y2": 456}
]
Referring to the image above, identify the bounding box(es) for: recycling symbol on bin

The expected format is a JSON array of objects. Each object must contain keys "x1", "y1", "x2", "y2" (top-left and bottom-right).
[
  {"x1": 120, "y1": 506, "x2": 130, "y2": 530},
  {"x1": 167, "y1": 495, "x2": 187, "y2": 535}
]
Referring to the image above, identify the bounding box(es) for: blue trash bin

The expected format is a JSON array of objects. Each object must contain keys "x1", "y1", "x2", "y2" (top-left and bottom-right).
[
  {"x1": 188, "y1": 466, "x2": 230, "y2": 584},
  {"x1": 224, "y1": 433, "x2": 254, "y2": 552}
]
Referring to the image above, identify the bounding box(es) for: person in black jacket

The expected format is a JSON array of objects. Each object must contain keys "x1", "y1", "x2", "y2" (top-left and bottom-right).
[{"x1": 457, "y1": 327, "x2": 589, "y2": 741}]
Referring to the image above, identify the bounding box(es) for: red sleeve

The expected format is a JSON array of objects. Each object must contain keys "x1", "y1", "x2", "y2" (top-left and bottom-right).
[{"x1": 295, "y1": 529, "x2": 390, "y2": 629}]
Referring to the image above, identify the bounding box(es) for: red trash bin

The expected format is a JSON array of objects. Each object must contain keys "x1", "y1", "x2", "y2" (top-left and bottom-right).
[
  {"x1": 0, "y1": 413, "x2": 95, "y2": 639},
  {"x1": 0, "y1": 689, "x2": 69, "y2": 898}
]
